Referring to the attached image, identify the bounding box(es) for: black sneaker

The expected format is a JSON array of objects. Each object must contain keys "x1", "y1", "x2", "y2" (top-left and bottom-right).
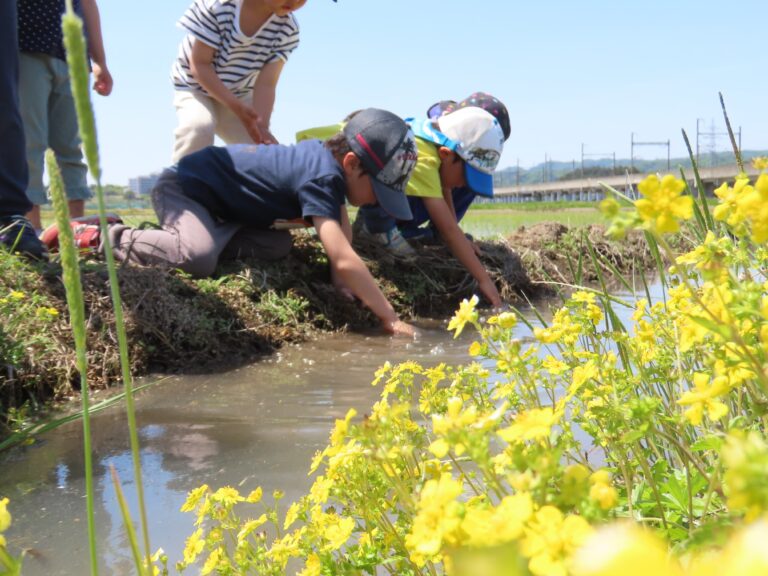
[{"x1": 0, "y1": 215, "x2": 49, "y2": 261}]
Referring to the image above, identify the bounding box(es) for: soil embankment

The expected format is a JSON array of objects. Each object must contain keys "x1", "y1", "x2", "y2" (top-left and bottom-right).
[{"x1": 0, "y1": 223, "x2": 654, "y2": 417}]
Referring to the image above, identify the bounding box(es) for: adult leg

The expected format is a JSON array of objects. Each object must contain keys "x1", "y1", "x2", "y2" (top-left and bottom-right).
[
  {"x1": 172, "y1": 91, "x2": 218, "y2": 163},
  {"x1": 18, "y1": 53, "x2": 53, "y2": 228},
  {"x1": 0, "y1": 2, "x2": 32, "y2": 218},
  {"x1": 109, "y1": 169, "x2": 240, "y2": 277},
  {"x1": 0, "y1": 3, "x2": 46, "y2": 259},
  {"x1": 48, "y1": 57, "x2": 91, "y2": 211}
]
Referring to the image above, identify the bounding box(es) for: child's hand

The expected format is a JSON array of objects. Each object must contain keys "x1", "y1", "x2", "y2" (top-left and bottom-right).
[
  {"x1": 384, "y1": 319, "x2": 419, "y2": 338},
  {"x1": 235, "y1": 103, "x2": 266, "y2": 143},
  {"x1": 92, "y1": 63, "x2": 113, "y2": 96},
  {"x1": 479, "y1": 278, "x2": 503, "y2": 308}
]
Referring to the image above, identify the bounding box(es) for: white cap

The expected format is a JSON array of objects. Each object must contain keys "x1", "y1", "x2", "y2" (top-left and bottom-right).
[{"x1": 437, "y1": 107, "x2": 504, "y2": 197}]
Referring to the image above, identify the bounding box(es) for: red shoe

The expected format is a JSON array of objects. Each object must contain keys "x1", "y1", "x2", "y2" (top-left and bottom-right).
[{"x1": 41, "y1": 214, "x2": 123, "y2": 252}]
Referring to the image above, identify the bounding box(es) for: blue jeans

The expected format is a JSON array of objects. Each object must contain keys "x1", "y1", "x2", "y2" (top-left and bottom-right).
[
  {"x1": 0, "y1": 0, "x2": 32, "y2": 218},
  {"x1": 19, "y1": 52, "x2": 91, "y2": 205}
]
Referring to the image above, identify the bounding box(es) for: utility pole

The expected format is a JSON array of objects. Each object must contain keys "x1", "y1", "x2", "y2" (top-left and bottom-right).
[
  {"x1": 631, "y1": 132, "x2": 671, "y2": 171},
  {"x1": 696, "y1": 118, "x2": 741, "y2": 167}
]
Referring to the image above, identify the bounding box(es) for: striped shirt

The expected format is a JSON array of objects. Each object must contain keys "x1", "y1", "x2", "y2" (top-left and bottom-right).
[{"x1": 171, "y1": 0, "x2": 300, "y2": 97}]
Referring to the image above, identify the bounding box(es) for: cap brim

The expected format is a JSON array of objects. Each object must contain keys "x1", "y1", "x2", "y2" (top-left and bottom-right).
[
  {"x1": 371, "y1": 179, "x2": 413, "y2": 221},
  {"x1": 465, "y1": 165, "x2": 494, "y2": 197}
]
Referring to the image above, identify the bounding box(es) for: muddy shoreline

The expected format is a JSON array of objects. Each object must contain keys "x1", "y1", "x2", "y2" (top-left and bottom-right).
[{"x1": 0, "y1": 223, "x2": 655, "y2": 425}]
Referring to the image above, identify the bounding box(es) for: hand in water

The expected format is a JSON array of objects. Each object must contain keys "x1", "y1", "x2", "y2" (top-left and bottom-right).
[{"x1": 385, "y1": 319, "x2": 420, "y2": 338}]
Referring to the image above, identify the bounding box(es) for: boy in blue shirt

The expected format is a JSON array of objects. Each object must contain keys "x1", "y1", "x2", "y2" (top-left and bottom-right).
[{"x1": 43, "y1": 109, "x2": 418, "y2": 336}]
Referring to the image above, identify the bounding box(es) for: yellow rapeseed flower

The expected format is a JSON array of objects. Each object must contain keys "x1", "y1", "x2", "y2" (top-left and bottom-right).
[
  {"x1": 634, "y1": 174, "x2": 693, "y2": 233},
  {"x1": 181, "y1": 527, "x2": 205, "y2": 566},
  {"x1": 298, "y1": 553, "x2": 322, "y2": 576},
  {"x1": 0, "y1": 497, "x2": 11, "y2": 532},
  {"x1": 180, "y1": 485, "x2": 209, "y2": 512},
  {"x1": 677, "y1": 373, "x2": 729, "y2": 426},
  {"x1": 447, "y1": 295, "x2": 479, "y2": 338},
  {"x1": 571, "y1": 523, "x2": 682, "y2": 576},
  {"x1": 521, "y1": 506, "x2": 593, "y2": 576},
  {"x1": 498, "y1": 408, "x2": 561, "y2": 443},
  {"x1": 753, "y1": 156, "x2": 768, "y2": 171}
]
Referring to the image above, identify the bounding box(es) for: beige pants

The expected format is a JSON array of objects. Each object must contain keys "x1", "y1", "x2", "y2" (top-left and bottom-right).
[
  {"x1": 172, "y1": 90, "x2": 255, "y2": 163},
  {"x1": 111, "y1": 169, "x2": 292, "y2": 277}
]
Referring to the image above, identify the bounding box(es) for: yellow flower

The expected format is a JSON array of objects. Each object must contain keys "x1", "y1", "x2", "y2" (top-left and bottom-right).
[
  {"x1": 700, "y1": 518, "x2": 768, "y2": 575},
  {"x1": 237, "y1": 514, "x2": 267, "y2": 543},
  {"x1": 571, "y1": 523, "x2": 682, "y2": 576},
  {"x1": 321, "y1": 515, "x2": 355, "y2": 551},
  {"x1": 468, "y1": 341, "x2": 484, "y2": 356},
  {"x1": 405, "y1": 473, "x2": 464, "y2": 565},
  {"x1": 180, "y1": 485, "x2": 209, "y2": 512},
  {"x1": 201, "y1": 548, "x2": 225, "y2": 576},
  {"x1": 211, "y1": 486, "x2": 243, "y2": 507},
  {"x1": 447, "y1": 295, "x2": 479, "y2": 338},
  {"x1": 298, "y1": 553, "x2": 322, "y2": 576},
  {"x1": 599, "y1": 197, "x2": 620, "y2": 218},
  {"x1": 721, "y1": 431, "x2": 768, "y2": 520},
  {"x1": 498, "y1": 407, "x2": 561, "y2": 443},
  {"x1": 461, "y1": 493, "x2": 533, "y2": 548},
  {"x1": 488, "y1": 311, "x2": 518, "y2": 329},
  {"x1": 245, "y1": 486, "x2": 263, "y2": 503},
  {"x1": 634, "y1": 174, "x2": 693, "y2": 233},
  {"x1": 753, "y1": 156, "x2": 768, "y2": 171},
  {"x1": 0, "y1": 498, "x2": 11, "y2": 532},
  {"x1": 182, "y1": 528, "x2": 205, "y2": 566},
  {"x1": 521, "y1": 506, "x2": 593, "y2": 576},
  {"x1": 677, "y1": 373, "x2": 729, "y2": 426}
]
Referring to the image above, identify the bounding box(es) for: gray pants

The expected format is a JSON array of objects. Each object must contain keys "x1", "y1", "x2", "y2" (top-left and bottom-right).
[{"x1": 110, "y1": 169, "x2": 292, "y2": 277}]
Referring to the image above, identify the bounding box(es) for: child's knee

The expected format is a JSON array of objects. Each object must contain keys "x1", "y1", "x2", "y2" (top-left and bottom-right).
[{"x1": 180, "y1": 251, "x2": 219, "y2": 278}]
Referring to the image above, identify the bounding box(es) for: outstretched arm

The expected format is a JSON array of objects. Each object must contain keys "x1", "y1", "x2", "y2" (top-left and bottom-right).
[
  {"x1": 423, "y1": 196, "x2": 502, "y2": 307},
  {"x1": 314, "y1": 216, "x2": 415, "y2": 336},
  {"x1": 189, "y1": 40, "x2": 265, "y2": 143},
  {"x1": 80, "y1": 0, "x2": 112, "y2": 96}
]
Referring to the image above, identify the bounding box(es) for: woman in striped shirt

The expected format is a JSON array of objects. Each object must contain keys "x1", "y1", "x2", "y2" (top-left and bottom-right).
[{"x1": 171, "y1": 0, "x2": 305, "y2": 162}]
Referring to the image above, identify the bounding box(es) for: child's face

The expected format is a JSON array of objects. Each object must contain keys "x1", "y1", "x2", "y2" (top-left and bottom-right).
[
  {"x1": 264, "y1": 0, "x2": 307, "y2": 16},
  {"x1": 342, "y1": 152, "x2": 377, "y2": 207},
  {"x1": 438, "y1": 148, "x2": 467, "y2": 190}
]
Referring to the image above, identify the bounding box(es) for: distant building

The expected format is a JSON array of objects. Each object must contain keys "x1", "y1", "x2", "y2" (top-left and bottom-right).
[{"x1": 128, "y1": 172, "x2": 161, "y2": 196}]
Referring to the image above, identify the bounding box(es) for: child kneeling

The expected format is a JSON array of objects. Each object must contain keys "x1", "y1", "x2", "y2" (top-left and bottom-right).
[{"x1": 46, "y1": 109, "x2": 419, "y2": 336}]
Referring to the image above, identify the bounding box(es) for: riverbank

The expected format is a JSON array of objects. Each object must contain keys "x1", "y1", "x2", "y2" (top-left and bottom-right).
[{"x1": 0, "y1": 222, "x2": 654, "y2": 432}]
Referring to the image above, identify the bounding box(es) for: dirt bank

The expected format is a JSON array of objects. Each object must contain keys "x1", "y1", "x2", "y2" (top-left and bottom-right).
[{"x1": 0, "y1": 223, "x2": 654, "y2": 420}]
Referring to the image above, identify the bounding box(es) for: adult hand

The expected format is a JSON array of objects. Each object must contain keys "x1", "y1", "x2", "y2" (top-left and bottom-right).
[{"x1": 92, "y1": 63, "x2": 113, "y2": 96}]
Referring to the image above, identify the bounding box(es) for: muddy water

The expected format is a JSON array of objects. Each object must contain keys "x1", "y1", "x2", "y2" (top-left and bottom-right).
[
  {"x1": 0, "y1": 281, "x2": 656, "y2": 575},
  {"x1": 0, "y1": 321, "x2": 504, "y2": 575}
]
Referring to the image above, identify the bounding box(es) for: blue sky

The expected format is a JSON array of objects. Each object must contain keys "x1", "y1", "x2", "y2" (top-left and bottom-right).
[{"x1": 89, "y1": 0, "x2": 766, "y2": 185}]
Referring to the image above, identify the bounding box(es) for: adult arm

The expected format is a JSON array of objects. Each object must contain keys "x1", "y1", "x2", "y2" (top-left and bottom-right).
[
  {"x1": 314, "y1": 216, "x2": 415, "y2": 336},
  {"x1": 250, "y1": 59, "x2": 285, "y2": 144},
  {"x1": 422, "y1": 196, "x2": 502, "y2": 307},
  {"x1": 80, "y1": 0, "x2": 112, "y2": 96},
  {"x1": 188, "y1": 39, "x2": 264, "y2": 143}
]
